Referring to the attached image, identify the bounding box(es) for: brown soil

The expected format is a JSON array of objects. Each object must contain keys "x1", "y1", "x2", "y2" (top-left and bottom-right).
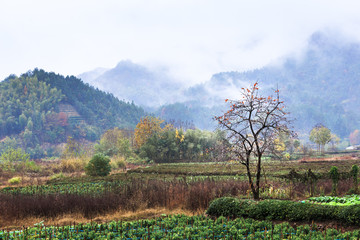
[{"x1": 299, "y1": 154, "x2": 358, "y2": 163}]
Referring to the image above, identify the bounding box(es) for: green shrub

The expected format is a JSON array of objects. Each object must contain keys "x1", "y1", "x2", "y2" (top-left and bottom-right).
[
  {"x1": 206, "y1": 197, "x2": 360, "y2": 225},
  {"x1": 351, "y1": 165, "x2": 359, "y2": 193},
  {"x1": 8, "y1": 176, "x2": 21, "y2": 185},
  {"x1": 49, "y1": 172, "x2": 65, "y2": 181},
  {"x1": 85, "y1": 153, "x2": 111, "y2": 177},
  {"x1": 24, "y1": 160, "x2": 41, "y2": 172},
  {"x1": 0, "y1": 148, "x2": 30, "y2": 172},
  {"x1": 206, "y1": 197, "x2": 252, "y2": 218},
  {"x1": 110, "y1": 155, "x2": 126, "y2": 170},
  {"x1": 330, "y1": 166, "x2": 339, "y2": 196}
]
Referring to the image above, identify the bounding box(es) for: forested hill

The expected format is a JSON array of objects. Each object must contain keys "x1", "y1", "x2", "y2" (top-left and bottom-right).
[{"x1": 0, "y1": 69, "x2": 145, "y2": 157}]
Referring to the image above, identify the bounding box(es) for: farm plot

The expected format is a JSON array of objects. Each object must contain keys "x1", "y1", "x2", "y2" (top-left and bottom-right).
[
  {"x1": 1, "y1": 215, "x2": 359, "y2": 240},
  {"x1": 307, "y1": 194, "x2": 360, "y2": 206},
  {"x1": 0, "y1": 180, "x2": 126, "y2": 195}
]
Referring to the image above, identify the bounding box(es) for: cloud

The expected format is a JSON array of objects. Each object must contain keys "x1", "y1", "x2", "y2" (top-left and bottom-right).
[{"x1": 1, "y1": 0, "x2": 360, "y2": 83}]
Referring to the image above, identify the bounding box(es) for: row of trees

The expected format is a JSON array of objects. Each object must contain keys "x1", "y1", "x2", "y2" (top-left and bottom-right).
[{"x1": 93, "y1": 117, "x2": 230, "y2": 164}]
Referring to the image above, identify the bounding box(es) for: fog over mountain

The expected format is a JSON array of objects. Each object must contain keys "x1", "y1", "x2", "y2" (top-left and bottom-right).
[
  {"x1": 79, "y1": 61, "x2": 185, "y2": 108},
  {"x1": 80, "y1": 31, "x2": 360, "y2": 138}
]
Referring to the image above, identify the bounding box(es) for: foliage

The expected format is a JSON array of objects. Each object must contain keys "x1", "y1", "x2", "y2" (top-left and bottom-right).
[
  {"x1": 206, "y1": 197, "x2": 251, "y2": 218},
  {"x1": 60, "y1": 157, "x2": 87, "y2": 173},
  {"x1": 95, "y1": 127, "x2": 134, "y2": 159},
  {"x1": 0, "y1": 137, "x2": 18, "y2": 154},
  {"x1": 0, "y1": 180, "x2": 126, "y2": 195},
  {"x1": 207, "y1": 197, "x2": 360, "y2": 225},
  {"x1": 3, "y1": 214, "x2": 360, "y2": 239},
  {"x1": 85, "y1": 153, "x2": 111, "y2": 177},
  {"x1": 110, "y1": 155, "x2": 126, "y2": 170},
  {"x1": 0, "y1": 70, "x2": 145, "y2": 157},
  {"x1": 351, "y1": 164, "x2": 359, "y2": 193},
  {"x1": 309, "y1": 124, "x2": 332, "y2": 154},
  {"x1": 214, "y1": 82, "x2": 291, "y2": 199},
  {"x1": 271, "y1": 131, "x2": 298, "y2": 159},
  {"x1": 8, "y1": 176, "x2": 21, "y2": 185},
  {"x1": 32, "y1": 69, "x2": 145, "y2": 130},
  {"x1": 61, "y1": 137, "x2": 84, "y2": 159},
  {"x1": 0, "y1": 148, "x2": 30, "y2": 172},
  {"x1": 329, "y1": 166, "x2": 339, "y2": 195},
  {"x1": 0, "y1": 75, "x2": 63, "y2": 142},
  {"x1": 49, "y1": 172, "x2": 66, "y2": 181},
  {"x1": 307, "y1": 194, "x2": 360, "y2": 206},
  {"x1": 139, "y1": 128, "x2": 228, "y2": 163},
  {"x1": 134, "y1": 116, "x2": 167, "y2": 149}
]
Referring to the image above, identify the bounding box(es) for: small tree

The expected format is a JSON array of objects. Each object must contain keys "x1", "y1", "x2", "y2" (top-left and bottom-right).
[
  {"x1": 95, "y1": 127, "x2": 133, "y2": 158},
  {"x1": 61, "y1": 136, "x2": 83, "y2": 159},
  {"x1": 0, "y1": 148, "x2": 30, "y2": 172},
  {"x1": 351, "y1": 165, "x2": 359, "y2": 193},
  {"x1": 329, "y1": 166, "x2": 339, "y2": 196},
  {"x1": 309, "y1": 124, "x2": 331, "y2": 154},
  {"x1": 215, "y1": 82, "x2": 292, "y2": 200},
  {"x1": 134, "y1": 116, "x2": 165, "y2": 149},
  {"x1": 85, "y1": 153, "x2": 111, "y2": 177},
  {"x1": 329, "y1": 134, "x2": 340, "y2": 151}
]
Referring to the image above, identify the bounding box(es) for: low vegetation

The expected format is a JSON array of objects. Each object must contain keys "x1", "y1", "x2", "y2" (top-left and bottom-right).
[
  {"x1": 207, "y1": 196, "x2": 360, "y2": 225},
  {"x1": 2, "y1": 214, "x2": 360, "y2": 239},
  {"x1": 307, "y1": 195, "x2": 360, "y2": 206}
]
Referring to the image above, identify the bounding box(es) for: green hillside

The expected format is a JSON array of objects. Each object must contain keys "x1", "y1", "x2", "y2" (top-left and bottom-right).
[{"x1": 0, "y1": 69, "x2": 145, "y2": 158}]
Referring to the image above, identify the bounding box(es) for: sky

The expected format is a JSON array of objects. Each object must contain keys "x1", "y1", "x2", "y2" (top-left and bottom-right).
[{"x1": 1, "y1": 0, "x2": 360, "y2": 85}]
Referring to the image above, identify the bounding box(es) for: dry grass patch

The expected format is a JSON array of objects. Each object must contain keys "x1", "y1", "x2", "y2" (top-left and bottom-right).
[{"x1": 0, "y1": 208, "x2": 197, "y2": 231}]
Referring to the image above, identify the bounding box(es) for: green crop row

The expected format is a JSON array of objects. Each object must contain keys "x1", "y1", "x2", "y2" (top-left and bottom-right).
[
  {"x1": 207, "y1": 197, "x2": 360, "y2": 225},
  {"x1": 307, "y1": 194, "x2": 360, "y2": 206},
  {"x1": 1, "y1": 215, "x2": 359, "y2": 239},
  {"x1": 0, "y1": 180, "x2": 126, "y2": 196}
]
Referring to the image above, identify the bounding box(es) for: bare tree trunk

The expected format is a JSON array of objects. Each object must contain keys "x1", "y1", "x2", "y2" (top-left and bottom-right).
[
  {"x1": 245, "y1": 155, "x2": 257, "y2": 199},
  {"x1": 254, "y1": 154, "x2": 262, "y2": 200}
]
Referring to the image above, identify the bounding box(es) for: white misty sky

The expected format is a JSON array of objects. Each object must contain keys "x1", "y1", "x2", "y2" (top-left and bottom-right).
[{"x1": 1, "y1": 0, "x2": 360, "y2": 84}]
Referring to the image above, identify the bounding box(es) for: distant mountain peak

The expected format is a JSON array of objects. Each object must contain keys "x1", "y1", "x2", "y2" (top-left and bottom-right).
[{"x1": 79, "y1": 61, "x2": 184, "y2": 107}]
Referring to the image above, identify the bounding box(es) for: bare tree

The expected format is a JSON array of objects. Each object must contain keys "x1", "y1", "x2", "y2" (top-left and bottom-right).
[{"x1": 215, "y1": 82, "x2": 292, "y2": 200}]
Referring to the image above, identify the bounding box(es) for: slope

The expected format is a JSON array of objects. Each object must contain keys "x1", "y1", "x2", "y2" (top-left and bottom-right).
[{"x1": 0, "y1": 69, "x2": 145, "y2": 157}]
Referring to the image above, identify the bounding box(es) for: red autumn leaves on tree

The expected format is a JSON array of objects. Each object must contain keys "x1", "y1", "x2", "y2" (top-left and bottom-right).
[{"x1": 215, "y1": 82, "x2": 292, "y2": 200}]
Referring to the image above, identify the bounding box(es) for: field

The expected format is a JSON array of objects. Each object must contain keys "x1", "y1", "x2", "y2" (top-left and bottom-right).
[
  {"x1": 1, "y1": 153, "x2": 360, "y2": 237},
  {"x1": 2, "y1": 215, "x2": 360, "y2": 239}
]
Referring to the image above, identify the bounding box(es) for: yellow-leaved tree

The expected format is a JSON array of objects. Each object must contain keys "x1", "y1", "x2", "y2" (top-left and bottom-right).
[{"x1": 134, "y1": 116, "x2": 171, "y2": 149}]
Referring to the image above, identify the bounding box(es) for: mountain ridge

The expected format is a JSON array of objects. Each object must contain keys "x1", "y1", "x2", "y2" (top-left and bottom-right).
[{"x1": 79, "y1": 31, "x2": 360, "y2": 138}]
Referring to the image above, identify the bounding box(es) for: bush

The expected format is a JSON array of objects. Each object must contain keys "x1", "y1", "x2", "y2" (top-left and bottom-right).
[
  {"x1": 49, "y1": 172, "x2": 65, "y2": 181},
  {"x1": 330, "y1": 166, "x2": 340, "y2": 195},
  {"x1": 110, "y1": 155, "x2": 126, "y2": 170},
  {"x1": 85, "y1": 153, "x2": 111, "y2": 177},
  {"x1": 206, "y1": 197, "x2": 360, "y2": 225},
  {"x1": 23, "y1": 160, "x2": 41, "y2": 172},
  {"x1": 8, "y1": 176, "x2": 21, "y2": 185},
  {"x1": 60, "y1": 157, "x2": 86, "y2": 173},
  {"x1": 0, "y1": 148, "x2": 30, "y2": 172},
  {"x1": 206, "y1": 197, "x2": 252, "y2": 218}
]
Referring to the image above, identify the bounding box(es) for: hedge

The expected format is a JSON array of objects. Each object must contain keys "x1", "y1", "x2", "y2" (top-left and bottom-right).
[{"x1": 206, "y1": 197, "x2": 360, "y2": 225}]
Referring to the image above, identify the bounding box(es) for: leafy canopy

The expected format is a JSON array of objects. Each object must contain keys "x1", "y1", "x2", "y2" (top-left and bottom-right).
[{"x1": 85, "y1": 153, "x2": 111, "y2": 177}]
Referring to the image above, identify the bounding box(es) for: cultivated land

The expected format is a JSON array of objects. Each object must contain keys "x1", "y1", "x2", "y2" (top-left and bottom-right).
[{"x1": 1, "y1": 151, "x2": 360, "y2": 238}]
